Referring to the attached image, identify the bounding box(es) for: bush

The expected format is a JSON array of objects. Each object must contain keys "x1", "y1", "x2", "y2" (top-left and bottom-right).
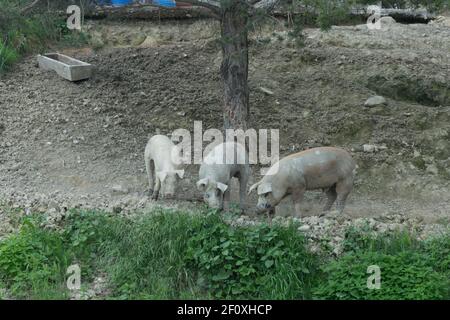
[
  {"x1": 0, "y1": 218, "x2": 70, "y2": 299},
  {"x1": 92, "y1": 209, "x2": 207, "y2": 299},
  {"x1": 342, "y1": 225, "x2": 422, "y2": 254},
  {"x1": 1, "y1": 207, "x2": 448, "y2": 300},
  {"x1": 62, "y1": 210, "x2": 116, "y2": 281},
  {"x1": 0, "y1": 42, "x2": 19, "y2": 71},
  {"x1": 313, "y1": 251, "x2": 449, "y2": 300},
  {"x1": 61, "y1": 209, "x2": 319, "y2": 299},
  {"x1": 186, "y1": 213, "x2": 319, "y2": 299},
  {"x1": 314, "y1": 225, "x2": 450, "y2": 300},
  {"x1": 0, "y1": 1, "x2": 87, "y2": 72}
]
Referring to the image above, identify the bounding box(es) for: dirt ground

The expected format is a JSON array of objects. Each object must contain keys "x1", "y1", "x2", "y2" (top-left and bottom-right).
[{"x1": 0, "y1": 17, "x2": 449, "y2": 225}]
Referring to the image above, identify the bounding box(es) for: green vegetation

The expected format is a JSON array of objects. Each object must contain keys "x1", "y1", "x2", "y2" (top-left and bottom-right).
[
  {"x1": 0, "y1": 207, "x2": 448, "y2": 300},
  {"x1": 0, "y1": 0, "x2": 88, "y2": 72},
  {"x1": 186, "y1": 213, "x2": 318, "y2": 299},
  {"x1": 0, "y1": 216, "x2": 70, "y2": 299},
  {"x1": 314, "y1": 226, "x2": 450, "y2": 299}
]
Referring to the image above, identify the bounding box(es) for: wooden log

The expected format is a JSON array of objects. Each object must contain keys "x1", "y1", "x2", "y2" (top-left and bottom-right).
[
  {"x1": 85, "y1": 4, "x2": 215, "y2": 20},
  {"x1": 85, "y1": 3, "x2": 435, "y2": 22},
  {"x1": 272, "y1": 8, "x2": 436, "y2": 22},
  {"x1": 350, "y1": 7, "x2": 435, "y2": 21}
]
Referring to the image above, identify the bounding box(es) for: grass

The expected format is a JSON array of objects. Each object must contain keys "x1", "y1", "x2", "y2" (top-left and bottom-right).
[
  {"x1": 0, "y1": 207, "x2": 449, "y2": 300},
  {"x1": 314, "y1": 224, "x2": 450, "y2": 300},
  {"x1": 0, "y1": 0, "x2": 88, "y2": 73}
]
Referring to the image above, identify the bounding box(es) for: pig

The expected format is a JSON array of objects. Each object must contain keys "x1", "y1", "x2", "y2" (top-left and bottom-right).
[
  {"x1": 248, "y1": 147, "x2": 356, "y2": 219},
  {"x1": 197, "y1": 141, "x2": 250, "y2": 211},
  {"x1": 144, "y1": 135, "x2": 185, "y2": 200}
]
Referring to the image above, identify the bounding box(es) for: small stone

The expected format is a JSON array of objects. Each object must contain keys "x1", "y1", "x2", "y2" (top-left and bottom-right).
[
  {"x1": 364, "y1": 95, "x2": 387, "y2": 108},
  {"x1": 259, "y1": 87, "x2": 274, "y2": 95},
  {"x1": 363, "y1": 144, "x2": 376, "y2": 153},
  {"x1": 379, "y1": 16, "x2": 396, "y2": 25},
  {"x1": 298, "y1": 225, "x2": 311, "y2": 232},
  {"x1": 111, "y1": 185, "x2": 129, "y2": 194},
  {"x1": 113, "y1": 206, "x2": 123, "y2": 214},
  {"x1": 426, "y1": 164, "x2": 439, "y2": 175}
]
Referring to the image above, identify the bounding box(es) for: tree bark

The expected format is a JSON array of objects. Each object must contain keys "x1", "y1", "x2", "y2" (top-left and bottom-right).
[{"x1": 220, "y1": 0, "x2": 249, "y2": 131}]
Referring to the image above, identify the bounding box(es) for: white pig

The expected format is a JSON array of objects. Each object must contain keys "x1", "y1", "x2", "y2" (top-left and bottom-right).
[
  {"x1": 248, "y1": 147, "x2": 356, "y2": 219},
  {"x1": 197, "y1": 142, "x2": 250, "y2": 211},
  {"x1": 144, "y1": 135, "x2": 185, "y2": 200}
]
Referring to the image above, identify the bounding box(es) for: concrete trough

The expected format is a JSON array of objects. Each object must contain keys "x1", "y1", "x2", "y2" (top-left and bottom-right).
[{"x1": 37, "y1": 53, "x2": 93, "y2": 81}]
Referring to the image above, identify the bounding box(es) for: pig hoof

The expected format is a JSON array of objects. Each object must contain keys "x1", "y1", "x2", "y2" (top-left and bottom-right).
[{"x1": 151, "y1": 193, "x2": 159, "y2": 201}]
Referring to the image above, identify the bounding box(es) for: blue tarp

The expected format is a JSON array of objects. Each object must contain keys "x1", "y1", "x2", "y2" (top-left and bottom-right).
[{"x1": 96, "y1": 0, "x2": 177, "y2": 7}]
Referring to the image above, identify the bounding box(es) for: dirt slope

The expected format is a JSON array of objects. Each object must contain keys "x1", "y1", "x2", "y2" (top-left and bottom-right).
[{"x1": 0, "y1": 18, "x2": 449, "y2": 223}]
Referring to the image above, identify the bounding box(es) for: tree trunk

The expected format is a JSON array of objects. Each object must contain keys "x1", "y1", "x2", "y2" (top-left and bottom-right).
[{"x1": 220, "y1": 0, "x2": 249, "y2": 131}]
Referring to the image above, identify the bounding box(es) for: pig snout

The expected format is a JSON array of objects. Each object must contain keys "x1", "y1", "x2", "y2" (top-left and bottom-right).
[
  {"x1": 204, "y1": 193, "x2": 224, "y2": 210},
  {"x1": 163, "y1": 192, "x2": 175, "y2": 199},
  {"x1": 256, "y1": 198, "x2": 272, "y2": 213}
]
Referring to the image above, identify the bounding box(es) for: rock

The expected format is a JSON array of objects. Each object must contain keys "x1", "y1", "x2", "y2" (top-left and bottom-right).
[
  {"x1": 363, "y1": 144, "x2": 376, "y2": 153},
  {"x1": 364, "y1": 95, "x2": 387, "y2": 107},
  {"x1": 426, "y1": 164, "x2": 439, "y2": 175},
  {"x1": 113, "y1": 206, "x2": 123, "y2": 214},
  {"x1": 131, "y1": 34, "x2": 147, "y2": 47},
  {"x1": 430, "y1": 16, "x2": 450, "y2": 27},
  {"x1": 379, "y1": 16, "x2": 397, "y2": 26},
  {"x1": 259, "y1": 87, "x2": 274, "y2": 96},
  {"x1": 363, "y1": 144, "x2": 387, "y2": 153},
  {"x1": 298, "y1": 225, "x2": 311, "y2": 232},
  {"x1": 111, "y1": 185, "x2": 129, "y2": 195}
]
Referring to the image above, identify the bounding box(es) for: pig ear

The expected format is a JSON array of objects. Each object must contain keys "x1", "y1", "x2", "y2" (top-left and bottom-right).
[
  {"x1": 175, "y1": 169, "x2": 185, "y2": 179},
  {"x1": 216, "y1": 182, "x2": 228, "y2": 193},
  {"x1": 157, "y1": 171, "x2": 168, "y2": 182},
  {"x1": 196, "y1": 178, "x2": 209, "y2": 191},
  {"x1": 258, "y1": 183, "x2": 272, "y2": 195},
  {"x1": 248, "y1": 182, "x2": 260, "y2": 195}
]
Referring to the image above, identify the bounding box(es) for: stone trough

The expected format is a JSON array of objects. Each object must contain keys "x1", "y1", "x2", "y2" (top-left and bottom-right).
[{"x1": 37, "y1": 53, "x2": 94, "y2": 82}]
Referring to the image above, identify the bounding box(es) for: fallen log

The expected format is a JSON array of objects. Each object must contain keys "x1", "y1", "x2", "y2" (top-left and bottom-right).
[
  {"x1": 85, "y1": 4, "x2": 216, "y2": 20},
  {"x1": 350, "y1": 7, "x2": 435, "y2": 22},
  {"x1": 273, "y1": 7, "x2": 434, "y2": 22},
  {"x1": 85, "y1": 3, "x2": 435, "y2": 23}
]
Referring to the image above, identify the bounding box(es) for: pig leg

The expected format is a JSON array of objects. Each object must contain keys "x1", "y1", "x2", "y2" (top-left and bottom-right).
[
  {"x1": 238, "y1": 173, "x2": 248, "y2": 213},
  {"x1": 152, "y1": 176, "x2": 161, "y2": 201},
  {"x1": 322, "y1": 185, "x2": 337, "y2": 214},
  {"x1": 145, "y1": 157, "x2": 154, "y2": 195},
  {"x1": 267, "y1": 208, "x2": 275, "y2": 226},
  {"x1": 336, "y1": 178, "x2": 353, "y2": 214},
  {"x1": 223, "y1": 189, "x2": 231, "y2": 211},
  {"x1": 292, "y1": 188, "x2": 305, "y2": 218}
]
